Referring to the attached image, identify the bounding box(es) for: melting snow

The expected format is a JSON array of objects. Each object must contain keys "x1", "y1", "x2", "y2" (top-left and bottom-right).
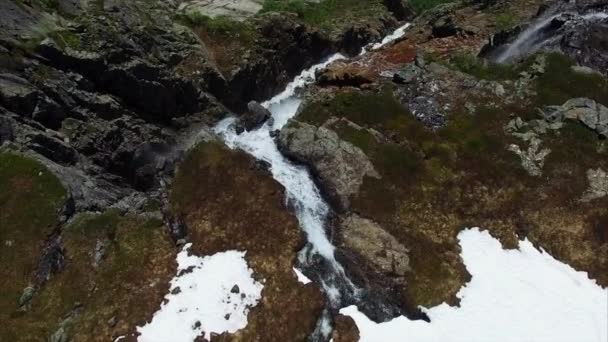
[
  {"x1": 293, "y1": 267, "x2": 312, "y2": 285},
  {"x1": 342, "y1": 228, "x2": 608, "y2": 342},
  {"x1": 137, "y1": 244, "x2": 263, "y2": 342}
]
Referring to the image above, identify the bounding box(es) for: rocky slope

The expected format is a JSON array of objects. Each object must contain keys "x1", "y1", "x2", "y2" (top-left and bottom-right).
[
  {"x1": 279, "y1": 0, "x2": 608, "y2": 319},
  {"x1": 0, "y1": 0, "x2": 410, "y2": 340},
  {"x1": 2, "y1": 0, "x2": 607, "y2": 341}
]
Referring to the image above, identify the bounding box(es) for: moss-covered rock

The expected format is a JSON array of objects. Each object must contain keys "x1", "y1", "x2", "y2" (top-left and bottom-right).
[
  {"x1": 1, "y1": 209, "x2": 176, "y2": 341},
  {"x1": 0, "y1": 152, "x2": 67, "y2": 317}
]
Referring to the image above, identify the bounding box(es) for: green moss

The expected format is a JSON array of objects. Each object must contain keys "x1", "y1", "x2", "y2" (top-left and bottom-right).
[
  {"x1": 534, "y1": 53, "x2": 608, "y2": 107},
  {"x1": 449, "y1": 53, "x2": 523, "y2": 80},
  {"x1": 299, "y1": 87, "x2": 411, "y2": 128},
  {"x1": 409, "y1": 0, "x2": 457, "y2": 14},
  {"x1": 260, "y1": 0, "x2": 383, "y2": 28},
  {"x1": 0, "y1": 152, "x2": 66, "y2": 315},
  {"x1": 1, "y1": 211, "x2": 174, "y2": 341},
  {"x1": 495, "y1": 10, "x2": 518, "y2": 31}
]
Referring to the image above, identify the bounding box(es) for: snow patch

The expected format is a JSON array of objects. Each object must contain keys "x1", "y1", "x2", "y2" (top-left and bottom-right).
[
  {"x1": 342, "y1": 228, "x2": 608, "y2": 342},
  {"x1": 293, "y1": 267, "x2": 312, "y2": 285},
  {"x1": 137, "y1": 244, "x2": 263, "y2": 342}
]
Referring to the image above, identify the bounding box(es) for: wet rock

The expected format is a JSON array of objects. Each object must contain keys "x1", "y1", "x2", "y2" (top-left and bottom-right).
[
  {"x1": 339, "y1": 214, "x2": 410, "y2": 278},
  {"x1": 236, "y1": 101, "x2": 271, "y2": 133},
  {"x1": 278, "y1": 120, "x2": 380, "y2": 210}
]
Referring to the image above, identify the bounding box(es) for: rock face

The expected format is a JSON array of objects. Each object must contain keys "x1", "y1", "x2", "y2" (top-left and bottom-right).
[{"x1": 278, "y1": 119, "x2": 380, "y2": 211}]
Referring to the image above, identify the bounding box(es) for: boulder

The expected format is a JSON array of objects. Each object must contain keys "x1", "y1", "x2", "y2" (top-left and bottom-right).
[
  {"x1": 339, "y1": 214, "x2": 410, "y2": 278},
  {"x1": 236, "y1": 101, "x2": 272, "y2": 133},
  {"x1": 316, "y1": 62, "x2": 376, "y2": 88},
  {"x1": 278, "y1": 120, "x2": 380, "y2": 211},
  {"x1": 432, "y1": 16, "x2": 460, "y2": 38},
  {"x1": 543, "y1": 98, "x2": 608, "y2": 137}
]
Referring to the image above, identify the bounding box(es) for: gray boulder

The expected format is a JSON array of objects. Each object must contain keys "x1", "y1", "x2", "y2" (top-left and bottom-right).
[
  {"x1": 235, "y1": 101, "x2": 272, "y2": 133},
  {"x1": 544, "y1": 98, "x2": 608, "y2": 137},
  {"x1": 339, "y1": 214, "x2": 410, "y2": 278},
  {"x1": 278, "y1": 120, "x2": 380, "y2": 211}
]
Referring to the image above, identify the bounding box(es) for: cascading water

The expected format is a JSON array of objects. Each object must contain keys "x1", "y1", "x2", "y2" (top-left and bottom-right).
[
  {"x1": 496, "y1": 10, "x2": 608, "y2": 63},
  {"x1": 214, "y1": 23, "x2": 411, "y2": 341}
]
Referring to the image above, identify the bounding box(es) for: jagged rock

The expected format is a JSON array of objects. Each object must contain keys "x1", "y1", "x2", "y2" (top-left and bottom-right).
[
  {"x1": 508, "y1": 137, "x2": 551, "y2": 177},
  {"x1": 28, "y1": 133, "x2": 78, "y2": 165},
  {"x1": 0, "y1": 74, "x2": 39, "y2": 116},
  {"x1": 278, "y1": 120, "x2": 380, "y2": 210},
  {"x1": 339, "y1": 214, "x2": 410, "y2": 278},
  {"x1": 543, "y1": 98, "x2": 608, "y2": 137}
]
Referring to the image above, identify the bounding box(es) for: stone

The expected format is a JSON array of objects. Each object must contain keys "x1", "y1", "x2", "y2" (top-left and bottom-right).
[
  {"x1": 432, "y1": 16, "x2": 460, "y2": 38},
  {"x1": 340, "y1": 214, "x2": 410, "y2": 277},
  {"x1": 581, "y1": 168, "x2": 608, "y2": 202},
  {"x1": 19, "y1": 286, "x2": 36, "y2": 307},
  {"x1": 230, "y1": 285, "x2": 240, "y2": 294},
  {"x1": 278, "y1": 120, "x2": 380, "y2": 210},
  {"x1": 236, "y1": 101, "x2": 272, "y2": 133},
  {"x1": 316, "y1": 62, "x2": 376, "y2": 87},
  {"x1": 508, "y1": 137, "x2": 551, "y2": 177},
  {"x1": 28, "y1": 133, "x2": 79, "y2": 165},
  {"x1": 543, "y1": 98, "x2": 608, "y2": 137}
]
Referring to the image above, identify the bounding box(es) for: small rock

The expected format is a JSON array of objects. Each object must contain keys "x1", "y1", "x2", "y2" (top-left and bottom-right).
[
  {"x1": 230, "y1": 285, "x2": 240, "y2": 294},
  {"x1": 107, "y1": 316, "x2": 117, "y2": 327},
  {"x1": 19, "y1": 286, "x2": 36, "y2": 307}
]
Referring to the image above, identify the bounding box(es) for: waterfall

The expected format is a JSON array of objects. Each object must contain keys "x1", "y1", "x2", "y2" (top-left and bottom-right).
[
  {"x1": 213, "y1": 23, "x2": 411, "y2": 340},
  {"x1": 496, "y1": 10, "x2": 608, "y2": 63},
  {"x1": 496, "y1": 11, "x2": 561, "y2": 63}
]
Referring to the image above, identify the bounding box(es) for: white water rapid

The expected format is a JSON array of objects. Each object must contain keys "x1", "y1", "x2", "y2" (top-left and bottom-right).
[
  {"x1": 214, "y1": 53, "x2": 355, "y2": 304},
  {"x1": 213, "y1": 23, "x2": 410, "y2": 340},
  {"x1": 496, "y1": 11, "x2": 608, "y2": 63}
]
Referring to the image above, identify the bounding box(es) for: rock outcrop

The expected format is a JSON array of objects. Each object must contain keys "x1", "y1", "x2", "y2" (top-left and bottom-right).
[
  {"x1": 543, "y1": 98, "x2": 608, "y2": 137},
  {"x1": 278, "y1": 119, "x2": 380, "y2": 211}
]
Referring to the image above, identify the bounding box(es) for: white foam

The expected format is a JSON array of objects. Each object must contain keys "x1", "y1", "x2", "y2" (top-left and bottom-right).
[
  {"x1": 341, "y1": 228, "x2": 608, "y2": 342},
  {"x1": 360, "y1": 23, "x2": 411, "y2": 55},
  {"x1": 137, "y1": 244, "x2": 263, "y2": 342}
]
